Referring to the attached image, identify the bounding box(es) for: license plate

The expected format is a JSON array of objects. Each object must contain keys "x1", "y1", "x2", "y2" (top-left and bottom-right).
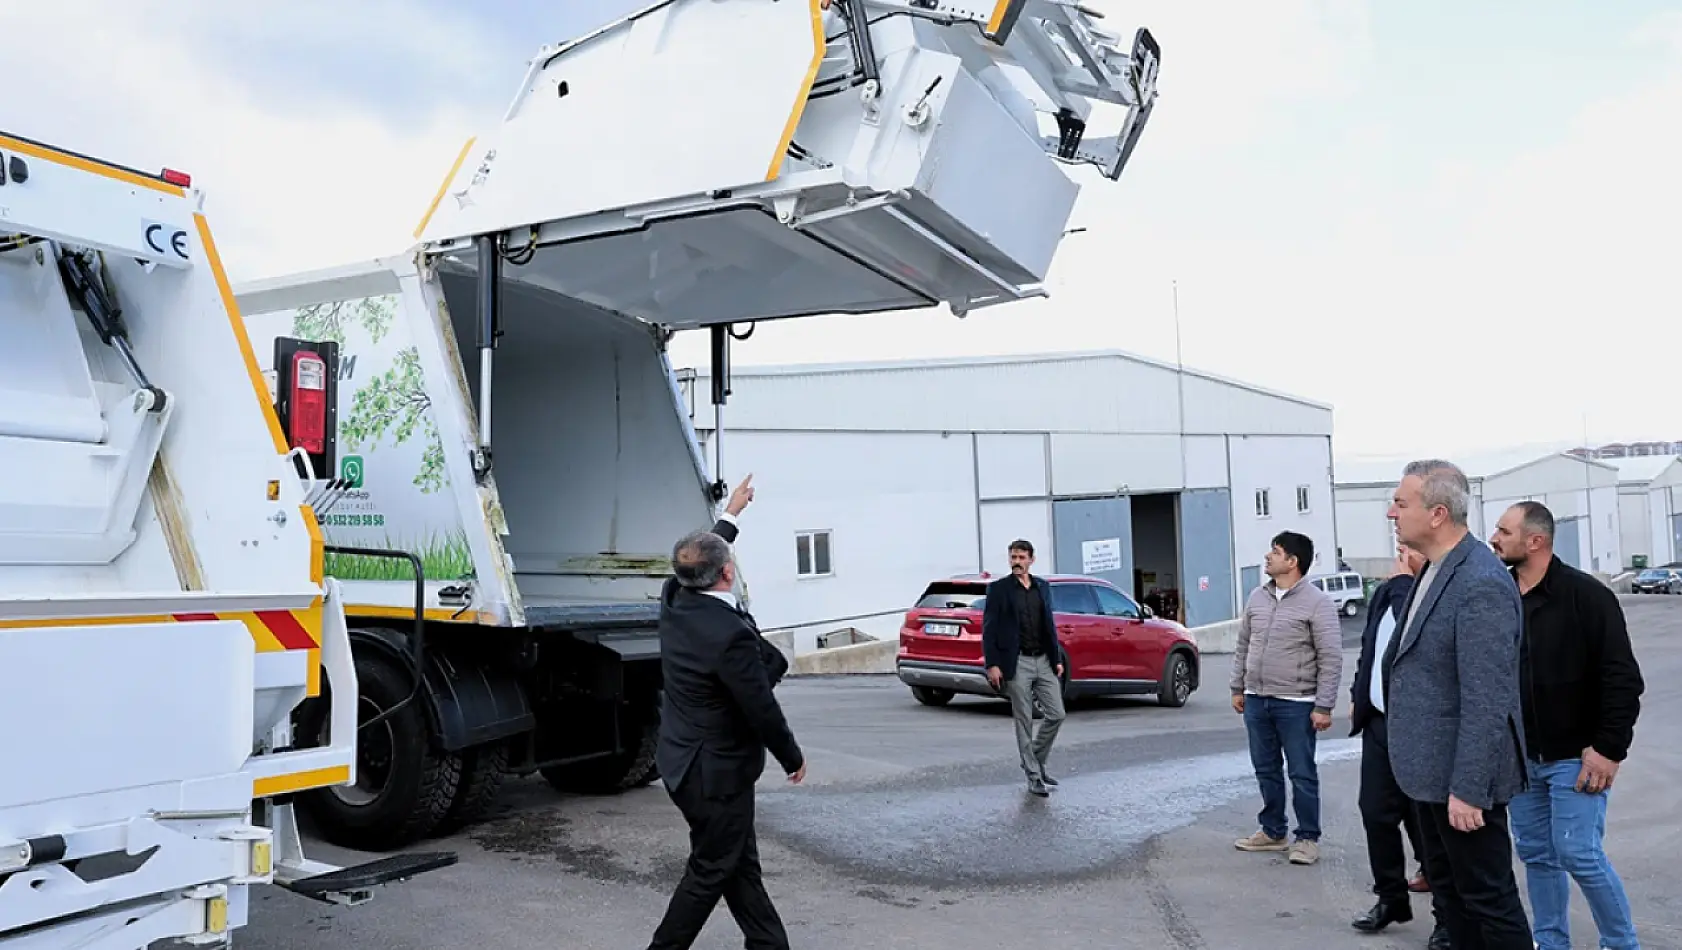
[{"x1": 922, "y1": 622, "x2": 960, "y2": 636}]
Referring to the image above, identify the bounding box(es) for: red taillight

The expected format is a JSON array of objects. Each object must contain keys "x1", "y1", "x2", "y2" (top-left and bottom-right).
[{"x1": 161, "y1": 168, "x2": 192, "y2": 187}]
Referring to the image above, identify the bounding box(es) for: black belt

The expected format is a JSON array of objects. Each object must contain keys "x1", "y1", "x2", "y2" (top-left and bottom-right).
[{"x1": 1020, "y1": 648, "x2": 1045, "y2": 657}]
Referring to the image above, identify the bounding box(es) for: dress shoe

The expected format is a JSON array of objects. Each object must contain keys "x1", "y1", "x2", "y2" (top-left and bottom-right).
[
  {"x1": 1426, "y1": 923, "x2": 1451, "y2": 950},
  {"x1": 1041, "y1": 772, "x2": 1059, "y2": 788},
  {"x1": 1027, "y1": 778, "x2": 1050, "y2": 797},
  {"x1": 1350, "y1": 900, "x2": 1412, "y2": 933},
  {"x1": 1409, "y1": 869, "x2": 1431, "y2": 892}
]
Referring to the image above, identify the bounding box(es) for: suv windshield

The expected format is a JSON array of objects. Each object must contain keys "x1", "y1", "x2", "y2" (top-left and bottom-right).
[
  {"x1": 1639, "y1": 570, "x2": 1668, "y2": 580},
  {"x1": 914, "y1": 582, "x2": 988, "y2": 610}
]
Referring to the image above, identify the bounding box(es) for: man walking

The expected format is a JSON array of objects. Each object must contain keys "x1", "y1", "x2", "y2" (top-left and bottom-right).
[
  {"x1": 1348, "y1": 542, "x2": 1449, "y2": 949},
  {"x1": 1384, "y1": 459, "x2": 1532, "y2": 949},
  {"x1": 648, "y1": 476, "x2": 807, "y2": 950},
  {"x1": 1230, "y1": 531, "x2": 1343, "y2": 866},
  {"x1": 982, "y1": 539, "x2": 1066, "y2": 797},
  {"x1": 1491, "y1": 501, "x2": 1645, "y2": 950}
]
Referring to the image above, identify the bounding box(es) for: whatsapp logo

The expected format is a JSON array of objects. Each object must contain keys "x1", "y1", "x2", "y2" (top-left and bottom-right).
[{"x1": 340, "y1": 455, "x2": 365, "y2": 489}]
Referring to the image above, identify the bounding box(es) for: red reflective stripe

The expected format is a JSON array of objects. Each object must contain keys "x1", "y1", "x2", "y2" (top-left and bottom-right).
[
  {"x1": 173, "y1": 613, "x2": 220, "y2": 622},
  {"x1": 256, "y1": 609, "x2": 317, "y2": 650}
]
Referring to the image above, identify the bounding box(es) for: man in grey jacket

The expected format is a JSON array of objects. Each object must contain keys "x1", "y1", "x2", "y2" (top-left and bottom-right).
[
  {"x1": 1384, "y1": 459, "x2": 1532, "y2": 949},
  {"x1": 1230, "y1": 530, "x2": 1343, "y2": 866}
]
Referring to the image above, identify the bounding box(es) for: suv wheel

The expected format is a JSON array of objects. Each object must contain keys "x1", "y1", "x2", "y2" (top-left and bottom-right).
[
  {"x1": 1341, "y1": 600, "x2": 1360, "y2": 617},
  {"x1": 1157, "y1": 652, "x2": 1194, "y2": 708}
]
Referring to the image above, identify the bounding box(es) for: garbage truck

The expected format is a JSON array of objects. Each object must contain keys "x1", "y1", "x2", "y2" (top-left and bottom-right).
[
  {"x1": 0, "y1": 132, "x2": 452, "y2": 949},
  {"x1": 231, "y1": 0, "x2": 1163, "y2": 852}
]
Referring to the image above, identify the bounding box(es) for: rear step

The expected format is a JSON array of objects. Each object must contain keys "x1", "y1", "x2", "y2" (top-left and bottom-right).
[{"x1": 281, "y1": 852, "x2": 458, "y2": 905}]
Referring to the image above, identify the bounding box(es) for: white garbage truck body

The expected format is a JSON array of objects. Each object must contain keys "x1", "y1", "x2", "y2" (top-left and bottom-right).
[
  {"x1": 231, "y1": 0, "x2": 1163, "y2": 851},
  {"x1": 0, "y1": 133, "x2": 449, "y2": 950}
]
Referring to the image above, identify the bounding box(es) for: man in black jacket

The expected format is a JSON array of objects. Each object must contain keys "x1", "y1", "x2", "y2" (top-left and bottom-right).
[
  {"x1": 1491, "y1": 501, "x2": 1645, "y2": 950},
  {"x1": 647, "y1": 476, "x2": 806, "y2": 950},
  {"x1": 1347, "y1": 543, "x2": 1448, "y2": 950},
  {"x1": 982, "y1": 539, "x2": 1065, "y2": 797}
]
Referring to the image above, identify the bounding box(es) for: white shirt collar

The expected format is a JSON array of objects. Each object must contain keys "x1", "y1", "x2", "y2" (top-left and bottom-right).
[{"x1": 703, "y1": 589, "x2": 739, "y2": 609}]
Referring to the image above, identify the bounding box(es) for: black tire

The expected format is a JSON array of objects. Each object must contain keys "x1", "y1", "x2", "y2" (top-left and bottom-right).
[
  {"x1": 435, "y1": 740, "x2": 509, "y2": 835},
  {"x1": 301, "y1": 650, "x2": 462, "y2": 852},
  {"x1": 539, "y1": 703, "x2": 661, "y2": 795},
  {"x1": 911, "y1": 685, "x2": 954, "y2": 707},
  {"x1": 1157, "y1": 651, "x2": 1194, "y2": 708},
  {"x1": 1341, "y1": 600, "x2": 1360, "y2": 618}
]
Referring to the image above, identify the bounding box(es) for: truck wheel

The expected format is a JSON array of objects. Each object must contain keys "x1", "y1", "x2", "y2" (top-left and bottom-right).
[
  {"x1": 539, "y1": 704, "x2": 661, "y2": 795},
  {"x1": 911, "y1": 686, "x2": 954, "y2": 706},
  {"x1": 435, "y1": 740, "x2": 509, "y2": 835},
  {"x1": 302, "y1": 651, "x2": 461, "y2": 851}
]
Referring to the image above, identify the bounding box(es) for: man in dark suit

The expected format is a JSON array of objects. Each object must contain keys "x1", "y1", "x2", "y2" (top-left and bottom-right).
[
  {"x1": 982, "y1": 538, "x2": 1065, "y2": 797},
  {"x1": 1347, "y1": 542, "x2": 1448, "y2": 950},
  {"x1": 647, "y1": 476, "x2": 806, "y2": 950},
  {"x1": 1384, "y1": 459, "x2": 1533, "y2": 949}
]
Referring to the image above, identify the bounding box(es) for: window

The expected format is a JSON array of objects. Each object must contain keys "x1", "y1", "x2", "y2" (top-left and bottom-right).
[
  {"x1": 913, "y1": 582, "x2": 987, "y2": 610},
  {"x1": 1255, "y1": 488, "x2": 1271, "y2": 518},
  {"x1": 1092, "y1": 584, "x2": 1141, "y2": 619},
  {"x1": 1049, "y1": 582, "x2": 1100, "y2": 615},
  {"x1": 1296, "y1": 484, "x2": 1311, "y2": 513},
  {"x1": 795, "y1": 530, "x2": 833, "y2": 578}
]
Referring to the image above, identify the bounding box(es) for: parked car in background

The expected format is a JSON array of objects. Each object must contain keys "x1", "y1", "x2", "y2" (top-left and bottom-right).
[
  {"x1": 895, "y1": 573, "x2": 1201, "y2": 710},
  {"x1": 1632, "y1": 568, "x2": 1682, "y2": 594},
  {"x1": 1308, "y1": 570, "x2": 1366, "y2": 616}
]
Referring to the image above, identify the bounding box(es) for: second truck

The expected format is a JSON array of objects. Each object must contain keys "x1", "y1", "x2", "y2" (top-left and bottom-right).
[{"x1": 235, "y1": 0, "x2": 1163, "y2": 850}]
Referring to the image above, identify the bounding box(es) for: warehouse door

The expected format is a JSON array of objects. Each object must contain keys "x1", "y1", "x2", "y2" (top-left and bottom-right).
[
  {"x1": 1179, "y1": 489, "x2": 1235, "y2": 627},
  {"x1": 1555, "y1": 516, "x2": 1582, "y2": 569},
  {"x1": 1672, "y1": 513, "x2": 1682, "y2": 566},
  {"x1": 1053, "y1": 496, "x2": 1133, "y2": 592},
  {"x1": 1240, "y1": 565, "x2": 1262, "y2": 602}
]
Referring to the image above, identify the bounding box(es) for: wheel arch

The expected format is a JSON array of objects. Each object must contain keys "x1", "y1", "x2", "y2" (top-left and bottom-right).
[{"x1": 348, "y1": 625, "x2": 536, "y2": 754}]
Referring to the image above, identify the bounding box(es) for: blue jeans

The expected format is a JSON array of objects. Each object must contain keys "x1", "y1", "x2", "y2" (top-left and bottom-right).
[
  {"x1": 1243, "y1": 695, "x2": 1320, "y2": 841},
  {"x1": 1509, "y1": 758, "x2": 1640, "y2": 950}
]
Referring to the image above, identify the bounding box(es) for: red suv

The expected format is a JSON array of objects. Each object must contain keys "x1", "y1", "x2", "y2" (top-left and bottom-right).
[{"x1": 895, "y1": 573, "x2": 1200, "y2": 709}]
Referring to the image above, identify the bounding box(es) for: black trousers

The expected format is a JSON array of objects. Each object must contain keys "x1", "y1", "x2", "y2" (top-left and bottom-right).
[
  {"x1": 648, "y1": 773, "x2": 789, "y2": 950},
  {"x1": 1414, "y1": 798, "x2": 1533, "y2": 950},
  {"x1": 1359, "y1": 714, "x2": 1430, "y2": 906}
]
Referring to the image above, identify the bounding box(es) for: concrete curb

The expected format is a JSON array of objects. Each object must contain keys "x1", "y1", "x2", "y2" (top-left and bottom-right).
[
  {"x1": 789, "y1": 638, "x2": 897, "y2": 675},
  {"x1": 1190, "y1": 619, "x2": 1240, "y2": 655}
]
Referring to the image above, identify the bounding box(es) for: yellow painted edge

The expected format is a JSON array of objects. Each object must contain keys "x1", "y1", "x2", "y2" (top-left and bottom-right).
[
  {"x1": 985, "y1": 0, "x2": 1014, "y2": 34},
  {"x1": 254, "y1": 764, "x2": 351, "y2": 798},
  {"x1": 346, "y1": 603, "x2": 492, "y2": 624},
  {"x1": 0, "y1": 133, "x2": 187, "y2": 197},
  {"x1": 765, "y1": 0, "x2": 828, "y2": 181},
  {"x1": 0, "y1": 614, "x2": 175, "y2": 629},
  {"x1": 306, "y1": 648, "x2": 322, "y2": 698},
  {"x1": 412, "y1": 137, "x2": 477, "y2": 240},
  {"x1": 196, "y1": 214, "x2": 289, "y2": 455},
  {"x1": 301, "y1": 504, "x2": 325, "y2": 584}
]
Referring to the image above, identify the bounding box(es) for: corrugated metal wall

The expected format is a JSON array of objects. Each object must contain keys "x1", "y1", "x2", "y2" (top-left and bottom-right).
[
  {"x1": 1052, "y1": 497, "x2": 1133, "y2": 591},
  {"x1": 1179, "y1": 489, "x2": 1236, "y2": 626},
  {"x1": 690, "y1": 354, "x2": 1332, "y2": 437},
  {"x1": 1555, "y1": 516, "x2": 1583, "y2": 569}
]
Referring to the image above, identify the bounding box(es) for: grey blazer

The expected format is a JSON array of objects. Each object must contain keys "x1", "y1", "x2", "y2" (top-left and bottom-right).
[{"x1": 1383, "y1": 531, "x2": 1529, "y2": 809}]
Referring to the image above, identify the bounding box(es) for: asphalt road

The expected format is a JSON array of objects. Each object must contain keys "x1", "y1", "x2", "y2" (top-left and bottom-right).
[{"x1": 240, "y1": 595, "x2": 1682, "y2": 950}]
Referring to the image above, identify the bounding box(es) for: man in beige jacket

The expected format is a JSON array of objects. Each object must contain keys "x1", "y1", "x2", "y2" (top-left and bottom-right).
[{"x1": 1230, "y1": 530, "x2": 1344, "y2": 865}]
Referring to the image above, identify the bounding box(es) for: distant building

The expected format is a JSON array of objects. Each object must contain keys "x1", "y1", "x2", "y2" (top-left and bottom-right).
[
  {"x1": 1569, "y1": 441, "x2": 1682, "y2": 459},
  {"x1": 683, "y1": 351, "x2": 1336, "y2": 652},
  {"x1": 1335, "y1": 450, "x2": 1623, "y2": 577}
]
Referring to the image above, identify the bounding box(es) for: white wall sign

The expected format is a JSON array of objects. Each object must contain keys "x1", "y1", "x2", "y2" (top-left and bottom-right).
[
  {"x1": 1081, "y1": 537, "x2": 1122, "y2": 574},
  {"x1": 1198, "y1": 576, "x2": 1210, "y2": 591}
]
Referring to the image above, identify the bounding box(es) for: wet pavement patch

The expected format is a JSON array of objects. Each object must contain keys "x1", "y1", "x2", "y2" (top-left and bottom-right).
[{"x1": 757, "y1": 740, "x2": 1361, "y2": 889}]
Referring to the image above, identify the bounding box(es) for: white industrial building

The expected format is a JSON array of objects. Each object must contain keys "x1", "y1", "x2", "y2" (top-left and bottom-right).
[
  {"x1": 681, "y1": 351, "x2": 1337, "y2": 653},
  {"x1": 1334, "y1": 450, "x2": 1624, "y2": 577},
  {"x1": 1606, "y1": 455, "x2": 1678, "y2": 569},
  {"x1": 1638, "y1": 457, "x2": 1682, "y2": 567}
]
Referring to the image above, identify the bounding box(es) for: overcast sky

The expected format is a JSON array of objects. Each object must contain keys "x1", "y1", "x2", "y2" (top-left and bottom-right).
[{"x1": 5, "y1": 1, "x2": 1679, "y2": 462}]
